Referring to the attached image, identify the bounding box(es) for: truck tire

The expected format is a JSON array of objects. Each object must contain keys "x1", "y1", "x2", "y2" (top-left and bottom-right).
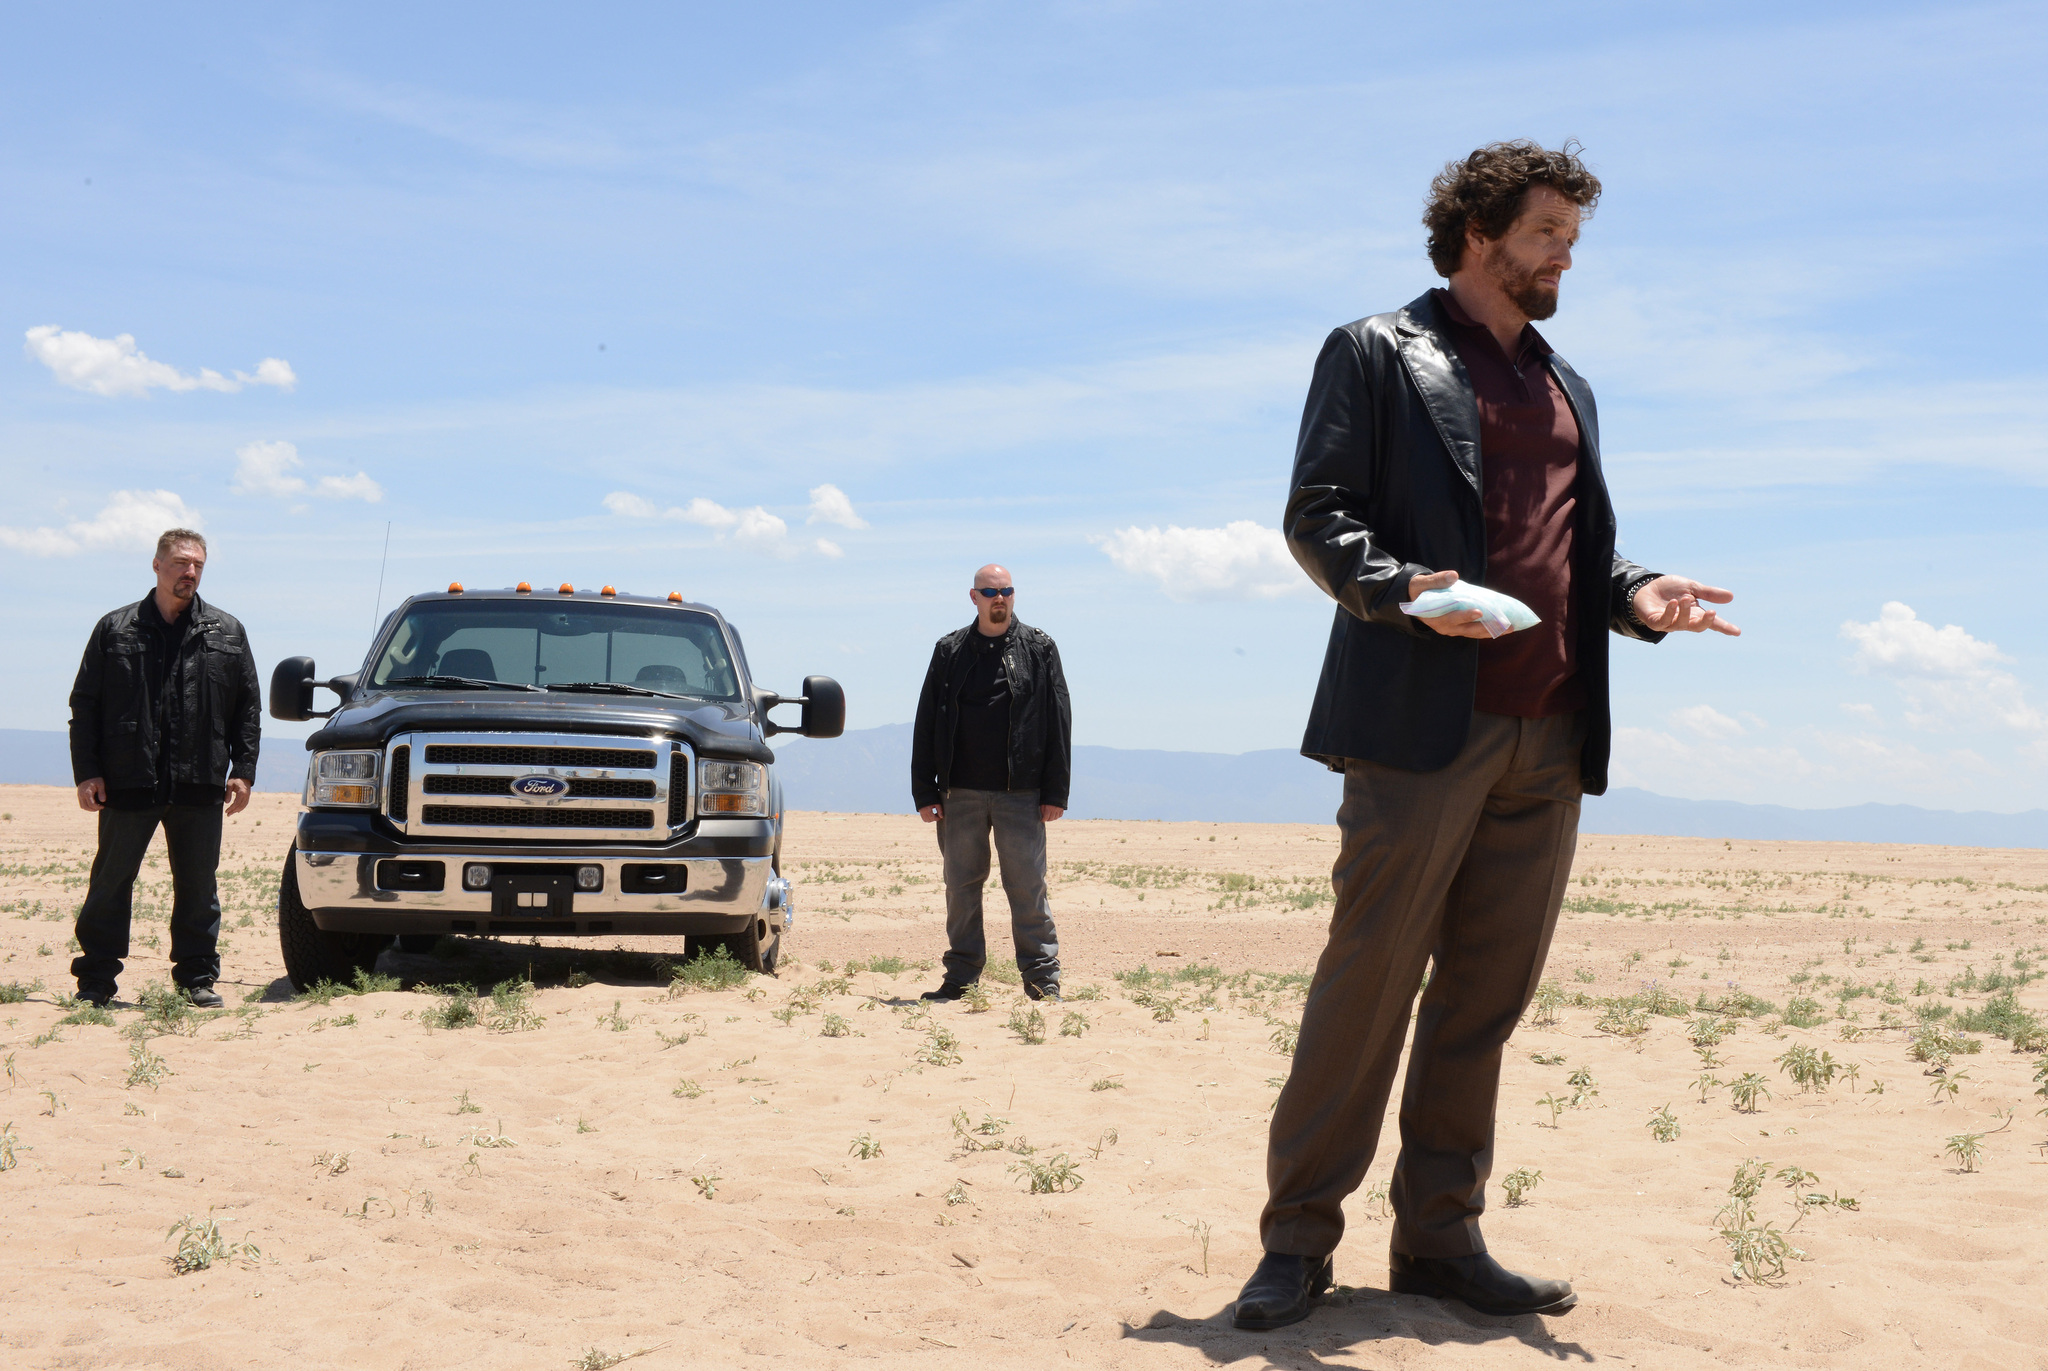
[{"x1": 277, "y1": 849, "x2": 387, "y2": 992}]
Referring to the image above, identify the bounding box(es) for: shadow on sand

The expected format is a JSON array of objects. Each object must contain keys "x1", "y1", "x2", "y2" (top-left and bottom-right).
[{"x1": 1122, "y1": 1282, "x2": 1595, "y2": 1367}]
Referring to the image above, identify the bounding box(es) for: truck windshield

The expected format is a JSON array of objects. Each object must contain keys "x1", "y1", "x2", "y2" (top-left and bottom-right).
[{"x1": 367, "y1": 600, "x2": 743, "y2": 701}]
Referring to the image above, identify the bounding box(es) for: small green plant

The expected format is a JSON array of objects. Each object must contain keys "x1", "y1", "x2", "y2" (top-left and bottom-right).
[
  {"x1": 0, "y1": 982, "x2": 33, "y2": 1005},
  {"x1": 311, "y1": 1150, "x2": 352, "y2": 1176},
  {"x1": 771, "y1": 1006, "x2": 800, "y2": 1026},
  {"x1": 1594, "y1": 999, "x2": 1649, "y2": 1042},
  {"x1": 916, "y1": 1025, "x2": 963, "y2": 1066},
  {"x1": 960, "y1": 982, "x2": 993, "y2": 1013},
  {"x1": 125, "y1": 1043, "x2": 172, "y2": 1091},
  {"x1": 1059, "y1": 1010, "x2": 1089, "y2": 1037},
  {"x1": 1729, "y1": 1072, "x2": 1771, "y2": 1113},
  {"x1": 944, "y1": 1180, "x2": 972, "y2": 1206},
  {"x1": 59, "y1": 1003, "x2": 115, "y2": 1027},
  {"x1": 672, "y1": 1079, "x2": 704, "y2": 1099},
  {"x1": 667, "y1": 946, "x2": 749, "y2": 996},
  {"x1": 819, "y1": 1013, "x2": 852, "y2": 1037},
  {"x1": 1007, "y1": 1005, "x2": 1047, "y2": 1044},
  {"x1": 1776, "y1": 1043, "x2": 1840, "y2": 1093},
  {"x1": 462, "y1": 1121, "x2": 517, "y2": 1149},
  {"x1": 848, "y1": 1132, "x2": 883, "y2": 1160},
  {"x1": 1715, "y1": 1158, "x2": 1803, "y2": 1285},
  {"x1": 483, "y1": 980, "x2": 544, "y2": 1032},
  {"x1": 1527, "y1": 980, "x2": 1565, "y2": 1026},
  {"x1": 1566, "y1": 1066, "x2": 1599, "y2": 1108},
  {"x1": 1362, "y1": 1180, "x2": 1392, "y2": 1217},
  {"x1": 420, "y1": 987, "x2": 480, "y2": 1031},
  {"x1": 1090, "y1": 1077, "x2": 1124, "y2": 1092},
  {"x1": 1087, "y1": 1127, "x2": 1119, "y2": 1160},
  {"x1": 0, "y1": 1121, "x2": 18, "y2": 1171},
  {"x1": 1501, "y1": 1167, "x2": 1542, "y2": 1206},
  {"x1": 165, "y1": 1211, "x2": 262, "y2": 1275},
  {"x1": 453, "y1": 1090, "x2": 482, "y2": 1115},
  {"x1": 1648, "y1": 1104, "x2": 1681, "y2": 1142},
  {"x1": 1009, "y1": 1153, "x2": 1083, "y2": 1194},
  {"x1": 1783, "y1": 996, "x2": 1826, "y2": 1029},
  {"x1": 1529, "y1": 1050, "x2": 1566, "y2": 1066},
  {"x1": 690, "y1": 1171, "x2": 720, "y2": 1199},
  {"x1": 1269, "y1": 1023, "x2": 1300, "y2": 1056},
  {"x1": 136, "y1": 981, "x2": 196, "y2": 1037},
  {"x1": 1536, "y1": 1092, "x2": 1569, "y2": 1127},
  {"x1": 1945, "y1": 1132, "x2": 1984, "y2": 1171},
  {"x1": 1694, "y1": 1072, "x2": 1722, "y2": 1103}
]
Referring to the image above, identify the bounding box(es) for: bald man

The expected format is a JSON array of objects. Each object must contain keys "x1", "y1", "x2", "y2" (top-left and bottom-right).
[{"x1": 910, "y1": 564, "x2": 1072, "y2": 1002}]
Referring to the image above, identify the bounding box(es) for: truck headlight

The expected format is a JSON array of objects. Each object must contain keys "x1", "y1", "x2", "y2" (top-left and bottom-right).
[
  {"x1": 697, "y1": 758, "x2": 767, "y2": 816},
  {"x1": 307, "y1": 750, "x2": 381, "y2": 808}
]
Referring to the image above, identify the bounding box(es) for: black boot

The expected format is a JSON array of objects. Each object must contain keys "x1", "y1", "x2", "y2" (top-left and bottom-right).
[
  {"x1": 1389, "y1": 1251, "x2": 1576, "y2": 1316},
  {"x1": 1231, "y1": 1251, "x2": 1334, "y2": 1330}
]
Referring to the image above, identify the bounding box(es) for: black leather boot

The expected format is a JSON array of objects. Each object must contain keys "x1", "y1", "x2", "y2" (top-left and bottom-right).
[
  {"x1": 1231, "y1": 1251, "x2": 1335, "y2": 1330},
  {"x1": 1389, "y1": 1251, "x2": 1576, "y2": 1316}
]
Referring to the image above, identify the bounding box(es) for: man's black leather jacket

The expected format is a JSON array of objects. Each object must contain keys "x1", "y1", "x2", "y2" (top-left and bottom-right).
[
  {"x1": 1284, "y1": 290, "x2": 1663, "y2": 795},
  {"x1": 69, "y1": 592, "x2": 262, "y2": 795},
  {"x1": 911, "y1": 619, "x2": 1072, "y2": 811}
]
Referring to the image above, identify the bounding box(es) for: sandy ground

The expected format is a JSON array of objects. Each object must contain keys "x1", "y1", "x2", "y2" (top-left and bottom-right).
[{"x1": 1, "y1": 782, "x2": 2045, "y2": 1370}]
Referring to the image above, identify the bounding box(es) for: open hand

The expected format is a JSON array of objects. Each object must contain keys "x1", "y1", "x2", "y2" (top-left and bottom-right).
[
  {"x1": 1405, "y1": 570, "x2": 1496, "y2": 639},
  {"x1": 1632, "y1": 576, "x2": 1741, "y2": 637},
  {"x1": 1040, "y1": 805, "x2": 1065, "y2": 822},
  {"x1": 226, "y1": 779, "x2": 252, "y2": 816}
]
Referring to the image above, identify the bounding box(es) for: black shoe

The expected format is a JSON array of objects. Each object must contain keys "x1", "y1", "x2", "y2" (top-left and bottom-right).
[
  {"x1": 1389, "y1": 1251, "x2": 1576, "y2": 1317},
  {"x1": 1024, "y1": 981, "x2": 1062, "y2": 1002},
  {"x1": 1231, "y1": 1251, "x2": 1334, "y2": 1331},
  {"x1": 181, "y1": 984, "x2": 225, "y2": 1010},
  {"x1": 77, "y1": 984, "x2": 115, "y2": 1009},
  {"x1": 920, "y1": 983, "x2": 968, "y2": 1002}
]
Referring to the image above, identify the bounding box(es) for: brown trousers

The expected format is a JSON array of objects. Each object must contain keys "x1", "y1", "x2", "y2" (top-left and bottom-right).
[{"x1": 1262, "y1": 711, "x2": 1584, "y2": 1260}]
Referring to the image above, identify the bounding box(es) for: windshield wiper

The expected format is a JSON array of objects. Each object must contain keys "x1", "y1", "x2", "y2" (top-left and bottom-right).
[
  {"x1": 384, "y1": 675, "x2": 543, "y2": 693},
  {"x1": 544, "y1": 681, "x2": 691, "y2": 700}
]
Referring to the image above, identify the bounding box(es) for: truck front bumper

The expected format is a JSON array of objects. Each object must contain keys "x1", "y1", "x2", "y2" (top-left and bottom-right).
[{"x1": 292, "y1": 813, "x2": 791, "y2": 938}]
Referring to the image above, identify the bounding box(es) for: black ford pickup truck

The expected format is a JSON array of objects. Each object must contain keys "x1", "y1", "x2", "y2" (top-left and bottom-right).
[{"x1": 268, "y1": 583, "x2": 842, "y2": 989}]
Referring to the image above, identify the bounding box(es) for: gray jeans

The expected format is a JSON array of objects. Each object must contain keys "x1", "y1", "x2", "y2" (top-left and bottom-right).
[{"x1": 936, "y1": 788, "x2": 1060, "y2": 989}]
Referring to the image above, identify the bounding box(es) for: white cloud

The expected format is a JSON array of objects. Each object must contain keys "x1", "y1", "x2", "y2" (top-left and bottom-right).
[
  {"x1": 602, "y1": 491, "x2": 814, "y2": 559},
  {"x1": 0, "y1": 490, "x2": 203, "y2": 557},
  {"x1": 805, "y1": 483, "x2": 868, "y2": 529},
  {"x1": 1841, "y1": 602, "x2": 2042, "y2": 732},
  {"x1": 231, "y1": 440, "x2": 381, "y2": 503},
  {"x1": 1093, "y1": 520, "x2": 1308, "y2": 601},
  {"x1": 1671, "y1": 704, "x2": 1747, "y2": 740},
  {"x1": 1839, "y1": 703, "x2": 1882, "y2": 725},
  {"x1": 814, "y1": 538, "x2": 844, "y2": 559},
  {"x1": 25, "y1": 326, "x2": 296, "y2": 398}
]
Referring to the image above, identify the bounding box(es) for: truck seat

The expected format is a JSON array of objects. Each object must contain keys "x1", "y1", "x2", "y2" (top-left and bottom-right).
[{"x1": 437, "y1": 648, "x2": 499, "y2": 681}]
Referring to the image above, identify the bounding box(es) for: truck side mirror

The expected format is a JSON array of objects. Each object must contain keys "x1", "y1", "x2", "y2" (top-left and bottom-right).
[
  {"x1": 270, "y1": 659, "x2": 354, "y2": 721},
  {"x1": 271, "y1": 657, "x2": 318, "y2": 721},
  {"x1": 799, "y1": 675, "x2": 845, "y2": 739}
]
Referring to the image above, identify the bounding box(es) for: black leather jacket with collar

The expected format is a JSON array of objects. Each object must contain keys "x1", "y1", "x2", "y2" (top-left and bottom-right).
[
  {"x1": 69, "y1": 592, "x2": 263, "y2": 794},
  {"x1": 910, "y1": 619, "x2": 1072, "y2": 811},
  {"x1": 1283, "y1": 289, "x2": 1664, "y2": 795}
]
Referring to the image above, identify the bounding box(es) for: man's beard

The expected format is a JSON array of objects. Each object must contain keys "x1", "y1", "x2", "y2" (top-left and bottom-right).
[
  {"x1": 171, "y1": 579, "x2": 197, "y2": 600},
  {"x1": 1485, "y1": 249, "x2": 1559, "y2": 320},
  {"x1": 988, "y1": 604, "x2": 1009, "y2": 623}
]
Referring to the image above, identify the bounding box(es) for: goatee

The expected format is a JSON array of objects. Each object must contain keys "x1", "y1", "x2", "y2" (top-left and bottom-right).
[{"x1": 1485, "y1": 249, "x2": 1559, "y2": 321}]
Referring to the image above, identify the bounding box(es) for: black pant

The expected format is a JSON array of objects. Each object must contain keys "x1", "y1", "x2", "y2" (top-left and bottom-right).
[{"x1": 72, "y1": 803, "x2": 224, "y2": 994}]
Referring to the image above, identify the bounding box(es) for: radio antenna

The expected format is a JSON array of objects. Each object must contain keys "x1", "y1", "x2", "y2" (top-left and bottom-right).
[{"x1": 371, "y1": 521, "x2": 392, "y2": 630}]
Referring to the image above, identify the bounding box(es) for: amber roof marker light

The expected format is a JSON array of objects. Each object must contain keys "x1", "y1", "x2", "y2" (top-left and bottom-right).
[
  {"x1": 515, "y1": 581, "x2": 532, "y2": 594},
  {"x1": 558, "y1": 583, "x2": 575, "y2": 594},
  {"x1": 667, "y1": 591, "x2": 683, "y2": 603},
  {"x1": 447, "y1": 582, "x2": 464, "y2": 594},
  {"x1": 600, "y1": 585, "x2": 617, "y2": 597}
]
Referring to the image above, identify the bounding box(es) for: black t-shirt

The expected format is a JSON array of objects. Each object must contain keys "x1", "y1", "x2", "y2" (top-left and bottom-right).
[{"x1": 948, "y1": 628, "x2": 1014, "y2": 791}]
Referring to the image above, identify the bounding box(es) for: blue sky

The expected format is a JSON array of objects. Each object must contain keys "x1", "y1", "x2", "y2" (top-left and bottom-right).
[{"x1": 4, "y1": 1, "x2": 2044, "y2": 811}]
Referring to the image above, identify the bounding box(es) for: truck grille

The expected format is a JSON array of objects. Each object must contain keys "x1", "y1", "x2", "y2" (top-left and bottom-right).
[
  {"x1": 422, "y1": 775, "x2": 657, "y2": 800},
  {"x1": 423, "y1": 743, "x2": 656, "y2": 770},
  {"x1": 387, "y1": 744, "x2": 410, "y2": 822},
  {"x1": 420, "y1": 805, "x2": 655, "y2": 829},
  {"x1": 387, "y1": 732, "x2": 689, "y2": 841}
]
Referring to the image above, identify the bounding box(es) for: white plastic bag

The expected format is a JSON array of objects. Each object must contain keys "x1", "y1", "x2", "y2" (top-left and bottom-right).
[{"x1": 1399, "y1": 584, "x2": 1540, "y2": 639}]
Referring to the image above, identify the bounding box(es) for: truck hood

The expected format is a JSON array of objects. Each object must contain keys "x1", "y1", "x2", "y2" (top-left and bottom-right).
[{"x1": 303, "y1": 690, "x2": 772, "y2": 763}]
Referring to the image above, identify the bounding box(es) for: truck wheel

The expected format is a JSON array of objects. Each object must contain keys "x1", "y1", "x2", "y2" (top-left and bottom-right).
[
  {"x1": 687, "y1": 917, "x2": 779, "y2": 977},
  {"x1": 277, "y1": 848, "x2": 387, "y2": 992}
]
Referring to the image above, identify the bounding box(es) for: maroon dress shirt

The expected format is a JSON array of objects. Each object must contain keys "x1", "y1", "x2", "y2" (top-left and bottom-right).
[{"x1": 1433, "y1": 288, "x2": 1586, "y2": 718}]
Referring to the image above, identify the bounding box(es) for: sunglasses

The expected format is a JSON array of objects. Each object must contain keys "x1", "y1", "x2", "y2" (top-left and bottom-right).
[{"x1": 975, "y1": 586, "x2": 1015, "y2": 599}]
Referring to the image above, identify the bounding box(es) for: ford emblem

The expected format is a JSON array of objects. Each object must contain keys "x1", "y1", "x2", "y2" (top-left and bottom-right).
[{"x1": 510, "y1": 774, "x2": 569, "y2": 799}]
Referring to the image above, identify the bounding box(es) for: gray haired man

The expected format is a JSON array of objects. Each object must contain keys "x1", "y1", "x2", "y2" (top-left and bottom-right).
[
  {"x1": 910, "y1": 564, "x2": 1072, "y2": 1002},
  {"x1": 69, "y1": 530, "x2": 261, "y2": 1008}
]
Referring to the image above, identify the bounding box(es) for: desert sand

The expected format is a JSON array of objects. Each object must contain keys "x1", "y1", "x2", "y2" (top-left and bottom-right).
[{"x1": 1, "y1": 782, "x2": 2044, "y2": 1370}]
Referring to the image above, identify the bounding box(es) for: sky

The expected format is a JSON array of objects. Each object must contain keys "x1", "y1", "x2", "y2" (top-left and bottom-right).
[{"x1": 3, "y1": 0, "x2": 2044, "y2": 812}]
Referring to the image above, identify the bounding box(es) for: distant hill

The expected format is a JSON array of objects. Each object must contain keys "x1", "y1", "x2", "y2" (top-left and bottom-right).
[{"x1": 5, "y1": 724, "x2": 2041, "y2": 848}]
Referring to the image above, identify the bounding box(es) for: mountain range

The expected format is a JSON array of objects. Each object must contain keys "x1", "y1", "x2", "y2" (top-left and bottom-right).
[{"x1": 5, "y1": 724, "x2": 2041, "y2": 849}]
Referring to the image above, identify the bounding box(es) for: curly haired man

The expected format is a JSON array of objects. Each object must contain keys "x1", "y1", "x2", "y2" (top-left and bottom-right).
[{"x1": 1233, "y1": 142, "x2": 1739, "y2": 1330}]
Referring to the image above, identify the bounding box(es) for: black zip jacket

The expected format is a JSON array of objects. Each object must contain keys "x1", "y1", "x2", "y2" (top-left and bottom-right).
[
  {"x1": 911, "y1": 619, "x2": 1072, "y2": 810},
  {"x1": 1284, "y1": 290, "x2": 1665, "y2": 795},
  {"x1": 69, "y1": 592, "x2": 262, "y2": 795}
]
